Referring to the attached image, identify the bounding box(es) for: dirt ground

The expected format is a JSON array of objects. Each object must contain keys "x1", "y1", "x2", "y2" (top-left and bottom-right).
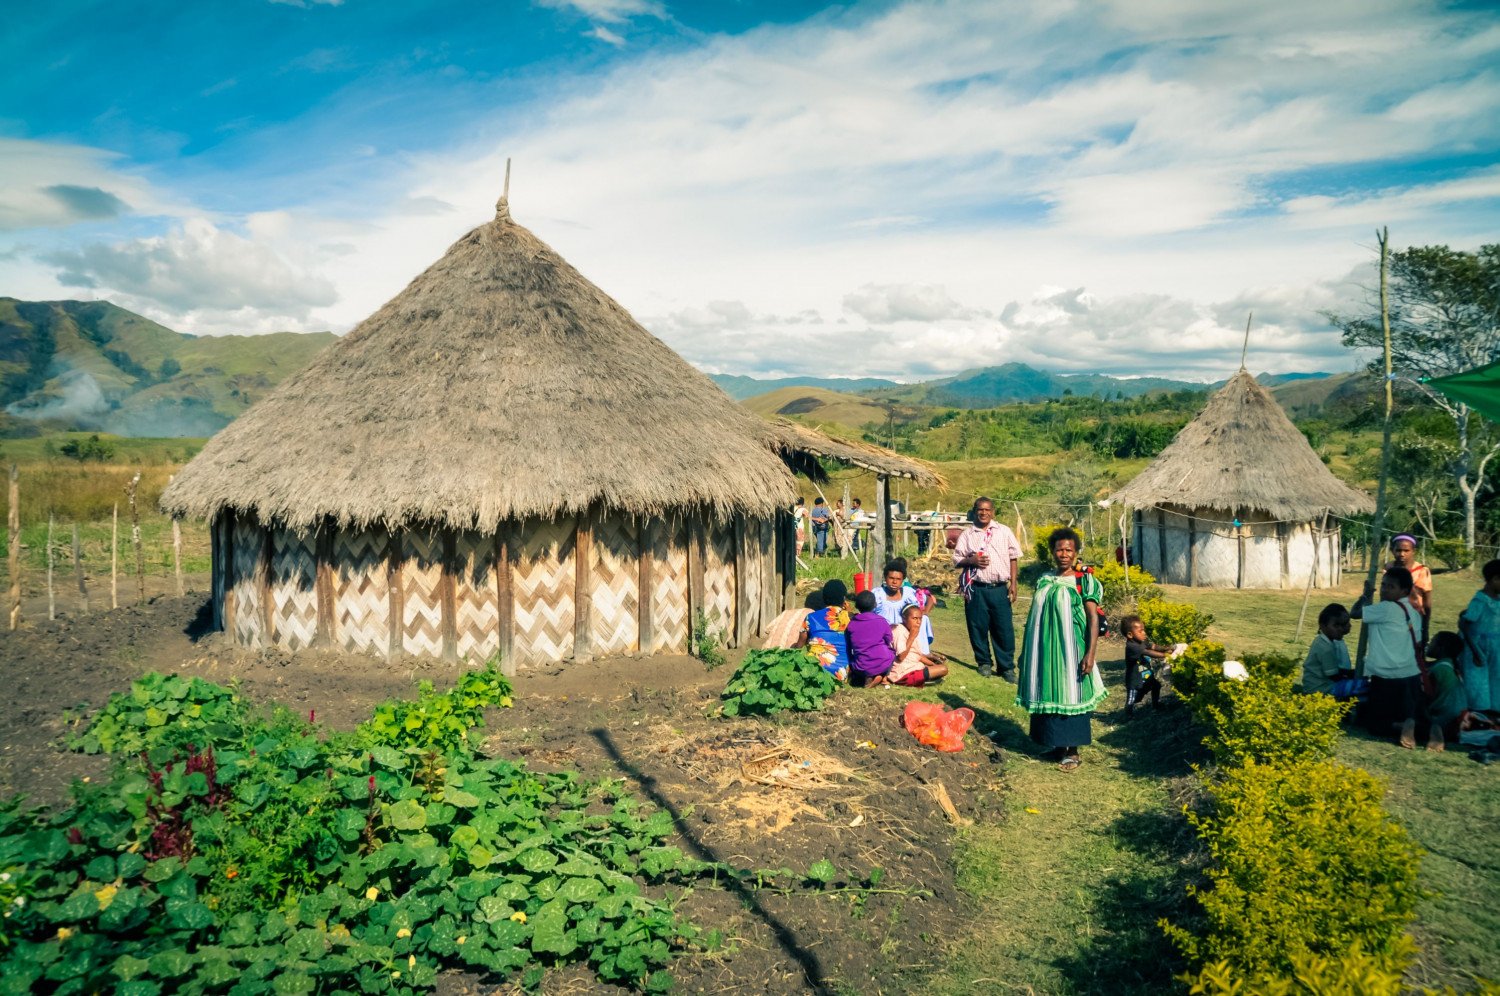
[{"x1": 0, "y1": 588, "x2": 994, "y2": 994}]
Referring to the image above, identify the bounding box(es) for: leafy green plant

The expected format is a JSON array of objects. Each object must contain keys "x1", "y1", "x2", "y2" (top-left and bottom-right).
[
  {"x1": 1428, "y1": 537, "x2": 1474, "y2": 572},
  {"x1": 1203, "y1": 672, "x2": 1349, "y2": 768},
  {"x1": 356, "y1": 663, "x2": 512, "y2": 754},
  {"x1": 67, "y1": 673, "x2": 244, "y2": 756},
  {"x1": 690, "y1": 609, "x2": 728, "y2": 671},
  {"x1": 721, "y1": 649, "x2": 838, "y2": 717},
  {"x1": 1163, "y1": 759, "x2": 1423, "y2": 979},
  {"x1": 1139, "y1": 598, "x2": 1214, "y2": 645},
  {"x1": 1088, "y1": 558, "x2": 1161, "y2": 612},
  {"x1": 1164, "y1": 639, "x2": 1227, "y2": 718},
  {"x1": 1183, "y1": 938, "x2": 1415, "y2": 995}
]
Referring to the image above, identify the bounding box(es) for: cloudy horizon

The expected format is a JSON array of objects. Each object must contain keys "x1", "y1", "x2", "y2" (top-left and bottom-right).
[{"x1": 3, "y1": 0, "x2": 1497, "y2": 382}]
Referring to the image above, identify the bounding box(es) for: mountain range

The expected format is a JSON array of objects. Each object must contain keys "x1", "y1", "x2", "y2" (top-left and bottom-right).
[{"x1": 0, "y1": 297, "x2": 1359, "y2": 438}]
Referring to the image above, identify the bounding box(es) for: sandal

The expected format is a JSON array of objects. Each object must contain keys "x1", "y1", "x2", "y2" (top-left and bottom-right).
[{"x1": 1058, "y1": 753, "x2": 1081, "y2": 772}]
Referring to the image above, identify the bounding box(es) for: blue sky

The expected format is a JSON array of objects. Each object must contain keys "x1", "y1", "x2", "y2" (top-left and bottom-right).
[{"x1": 3, "y1": 0, "x2": 1499, "y2": 380}]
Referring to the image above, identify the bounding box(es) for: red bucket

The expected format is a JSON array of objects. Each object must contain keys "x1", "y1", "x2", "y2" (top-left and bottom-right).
[{"x1": 853, "y1": 572, "x2": 873, "y2": 593}]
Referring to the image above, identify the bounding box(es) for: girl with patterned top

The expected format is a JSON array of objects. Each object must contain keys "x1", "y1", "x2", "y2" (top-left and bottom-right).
[
  {"x1": 796, "y1": 579, "x2": 851, "y2": 683},
  {"x1": 1016, "y1": 526, "x2": 1106, "y2": 771}
]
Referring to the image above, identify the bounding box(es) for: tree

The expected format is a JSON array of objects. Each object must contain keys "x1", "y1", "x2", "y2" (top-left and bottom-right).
[{"x1": 1329, "y1": 244, "x2": 1500, "y2": 550}]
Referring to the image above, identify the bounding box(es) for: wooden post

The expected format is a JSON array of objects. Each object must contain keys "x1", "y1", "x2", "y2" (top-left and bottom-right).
[
  {"x1": 574, "y1": 513, "x2": 593, "y2": 663},
  {"x1": 1187, "y1": 513, "x2": 1198, "y2": 587},
  {"x1": 46, "y1": 514, "x2": 55, "y2": 622},
  {"x1": 7, "y1": 466, "x2": 18, "y2": 631},
  {"x1": 733, "y1": 515, "x2": 751, "y2": 649},
  {"x1": 222, "y1": 511, "x2": 237, "y2": 637},
  {"x1": 126, "y1": 473, "x2": 144, "y2": 605},
  {"x1": 494, "y1": 525, "x2": 515, "y2": 674},
  {"x1": 1295, "y1": 513, "x2": 1328, "y2": 642},
  {"x1": 315, "y1": 527, "x2": 335, "y2": 647},
  {"x1": 110, "y1": 502, "x2": 118, "y2": 610},
  {"x1": 259, "y1": 526, "x2": 274, "y2": 640},
  {"x1": 761, "y1": 518, "x2": 777, "y2": 636},
  {"x1": 73, "y1": 522, "x2": 88, "y2": 614},
  {"x1": 1235, "y1": 512, "x2": 1246, "y2": 590},
  {"x1": 385, "y1": 526, "x2": 402, "y2": 660},
  {"x1": 1277, "y1": 521, "x2": 1290, "y2": 589},
  {"x1": 873, "y1": 475, "x2": 890, "y2": 572},
  {"x1": 1156, "y1": 509, "x2": 1168, "y2": 580},
  {"x1": 638, "y1": 518, "x2": 655, "y2": 656},
  {"x1": 172, "y1": 519, "x2": 183, "y2": 597},
  {"x1": 439, "y1": 530, "x2": 459, "y2": 662},
  {"x1": 781, "y1": 510, "x2": 796, "y2": 612},
  {"x1": 1358, "y1": 227, "x2": 1396, "y2": 669},
  {"x1": 687, "y1": 514, "x2": 706, "y2": 634}
]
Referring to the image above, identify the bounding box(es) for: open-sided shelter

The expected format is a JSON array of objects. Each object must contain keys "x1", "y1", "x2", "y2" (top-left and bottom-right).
[
  {"x1": 161, "y1": 196, "x2": 796, "y2": 667},
  {"x1": 1108, "y1": 370, "x2": 1373, "y2": 589}
]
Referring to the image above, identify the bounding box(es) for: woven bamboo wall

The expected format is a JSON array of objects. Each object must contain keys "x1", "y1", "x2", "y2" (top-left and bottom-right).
[
  {"x1": 1134, "y1": 505, "x2": 1343, "y2": 589},
  {"x1": 212, "y1": 512, "x2": 775, "y2": 663}
]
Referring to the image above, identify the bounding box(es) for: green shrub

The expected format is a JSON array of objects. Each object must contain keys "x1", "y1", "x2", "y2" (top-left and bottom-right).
[
  {"x1": 1139, "y1": 598, "x2": 1215, "y2": 645},
  {"x1": 1204, "y1": 672, "x2": 1349, "y2": 768},
  {"x1": 1238, "y1": 650, "x2": 1300, "y2": 682},
  {"x1": 1429, "y1": 537, "x2": 1475, "y2": 572},
  {"x1": 1165, "y1": 640, "x2": 1227, "y2": 718},
  {"x1": 721, "y1": 649, "x2": 838, "y2": 717},
  {"x1": 1088, "y1": 558, "x2": 1161, "y2": 613},
  {"x1": 1184, "y1": 938, "x2": 1414, "y2": 995},
  {"x1": 690, "y1": 609, "x2": 728, "y2": 670},
  {"x1": 356, "y1": 663, "x2": 513, "y2": 755},
  {"x1": 1163, "y1": 759, "x2": 1423, "y2": 978},
  {"x1": 1032, "y1": 522, "x2": 1069, "y2": 563},
  {"x1": 68, "y1": 672, "x2": 245, "y2": 756}
]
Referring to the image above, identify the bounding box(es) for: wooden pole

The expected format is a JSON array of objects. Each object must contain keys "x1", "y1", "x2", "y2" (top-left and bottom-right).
[
  {"x1": 873, "y1": 475, "x2": 890, "y2": 571},
  {"x1": 46, "y1": 514, "x2": 55, "y2": 622},
  {"x1": 7, "y1": 465, "x2": 18, "y2": 631},
  {"x1": 1295, "y1": 513, "x2": 1329, "y2": 643},
  {"x1": 127, "y1": 473, "x2": 144, "y2": 605},
  {"x1": 111, "y1": 503, "x2": 119, "y2": 610},
  {"x1": 1357, "y1": 227, "x2": 1396, "y2": 669},
  {"x1": 172, "y1": 519, "x2": 183, "y2": 597},
  {"x1": 73, "y1": 522, "x2": 88, "y2": 614}
]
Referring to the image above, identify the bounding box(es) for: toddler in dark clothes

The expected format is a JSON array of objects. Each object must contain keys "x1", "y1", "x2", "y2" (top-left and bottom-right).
[{"x1": 1121, "y1": 614, "x2": 1169, "y2": 717}]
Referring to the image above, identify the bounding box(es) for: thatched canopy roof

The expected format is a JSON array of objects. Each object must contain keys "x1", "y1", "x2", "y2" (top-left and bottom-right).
[
  {"x1": 1109, "y1": 370, "x2": 1373, "y2": 520},
  {"x1": 161, "y1": 202, "x2": 795, "y2": 532},
  {"x1": 760, "y1": 417, "x2": 946, "y2": 488}
]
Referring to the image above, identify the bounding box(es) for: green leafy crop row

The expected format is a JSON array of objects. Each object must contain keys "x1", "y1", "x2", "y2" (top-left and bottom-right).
[{"x1": 720, "y1": 649, "x2": 839, "y2": 717}]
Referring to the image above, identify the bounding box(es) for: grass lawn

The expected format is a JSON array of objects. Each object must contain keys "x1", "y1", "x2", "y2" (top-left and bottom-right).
[{"x1": 798, "y1": 555, "x2": 1499, "y2": 993}]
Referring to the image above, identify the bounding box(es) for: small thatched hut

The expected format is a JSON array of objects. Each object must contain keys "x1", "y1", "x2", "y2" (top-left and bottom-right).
[
  {"x1": 161, "y1": 196, "x2": 796, "y2": 667},
  {"x1": 1108, "y1": 370, "x2": 1373, "y2": 589}
]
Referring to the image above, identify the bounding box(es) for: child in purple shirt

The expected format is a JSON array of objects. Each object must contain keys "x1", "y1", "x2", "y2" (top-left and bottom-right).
[{"x1": 846, "y1": 590, "x2": 897, "y2": 687}]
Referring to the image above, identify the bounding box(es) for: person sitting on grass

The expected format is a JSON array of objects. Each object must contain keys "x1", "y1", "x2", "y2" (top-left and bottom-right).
[
  {"x1": 874, "y1": 558, "x2": 936, "y2": 646},
  {"x1": 1351, "y1": 567, "x2": 1424, "y2": 749},
  {"x1": 846, "y1": 589, "x2": 897, "y2": 688},
  {"x1": 889, "y1": 604, "x2": 950, "y2": 687},
  {"x1": 1120, "y1": 614, "x2": 1168, "y2": 718},
  {"x1": 1302, "y1": 603, "x2": 1355, "y2": 698},
  {"x1": 1424, "y1": 631, "x2": 1467, "y2": 753},
  {"x1": 795, "y1": 579, "x2": 850, "y2": 682}
]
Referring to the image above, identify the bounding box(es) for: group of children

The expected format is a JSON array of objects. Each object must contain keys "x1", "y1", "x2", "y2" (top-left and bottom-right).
[
  {"x1": 1300, "y1": 546, "x2": 1500, "y2": 752},
  {"x1": 795, "y1": 559, "x2": 951, "y2": 689}
]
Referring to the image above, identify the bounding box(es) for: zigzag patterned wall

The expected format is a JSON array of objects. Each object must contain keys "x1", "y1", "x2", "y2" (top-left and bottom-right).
[
  {"x1": 333, "y1": 528, "x2": 389, "y2": 656},
  {"x1": 590, "y1": 515, "x2": 639, "y2": 657},
  {"x1": 512, "y1": 518, "x2": 576, "y2": 666},
  {"x1": 270, "y1": 528, "x2": 319, "y2": 652},
  {"x1": 649, "y1": 518, "x2": 689, "y2": 654}
]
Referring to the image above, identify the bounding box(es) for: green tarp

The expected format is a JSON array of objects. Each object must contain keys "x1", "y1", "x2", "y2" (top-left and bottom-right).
[{"x1": 1428, "y1": 360, "x2": 1500, "y2": 424}]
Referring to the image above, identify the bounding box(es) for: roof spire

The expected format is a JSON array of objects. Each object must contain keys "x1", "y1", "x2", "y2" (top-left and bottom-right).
[
  {"x1": 495, "y1": 158, "x2": 512, "y2": 222},
  {"x1": 1239, "y1": 311, "x2": 1253, "y2": 371}
]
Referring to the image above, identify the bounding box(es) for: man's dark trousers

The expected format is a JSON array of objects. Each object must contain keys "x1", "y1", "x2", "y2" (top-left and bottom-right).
[{"x1": 964, "y1": 582, "x2": 1015, "y2": 678}]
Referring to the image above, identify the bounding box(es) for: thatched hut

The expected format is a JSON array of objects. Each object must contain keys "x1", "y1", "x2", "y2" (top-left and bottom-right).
[
  {"x1": 161, "y1": 196, "x2": 795, "y2": 667},
  {"x1": 1108, "y1": 370, "x2": 1373, "y2": 589}
]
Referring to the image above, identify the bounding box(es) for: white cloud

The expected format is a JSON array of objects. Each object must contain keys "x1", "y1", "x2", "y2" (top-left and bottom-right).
[
  {"x1": 0, "y1": 138, "x2": 183, "y2": 231},
  {"x1": 42, "y1": 218, "x2": 338, "y2": 332},
  {"x1": 536, "y1": 0, "x2": 664, "y2": 24},
  {"x1": 586, "y1": 25, "x2": 627, "y2": 46},
  {"x1": 843, "y1": 283, "x2": 983, "y2": 323}
]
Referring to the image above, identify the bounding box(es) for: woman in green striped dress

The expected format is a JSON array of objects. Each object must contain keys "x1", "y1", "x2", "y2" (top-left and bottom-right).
[{"x1": 1017, "y1": 527, "x2": 1106, "y2": 771}]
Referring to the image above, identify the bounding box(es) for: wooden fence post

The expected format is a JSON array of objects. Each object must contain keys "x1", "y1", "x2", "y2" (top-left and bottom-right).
[
  {"x1": 127, "y1": 473, "x2": 144, "y2": 605},
  {"x1": 111, "y1": 503, "x2": 119, "y2": 610},
  {"x1": 46, "y1": 514, "x2": 56, "y2": 621},
  {"x1": 74, "y1": 522, "x2": 88, "y2": 614},
  {"x1": 169, "y1": 475, "x2": 183, "y2": 597},
  {"x1": 7, "y1": 464, "x2": 18, "y2": 631}
]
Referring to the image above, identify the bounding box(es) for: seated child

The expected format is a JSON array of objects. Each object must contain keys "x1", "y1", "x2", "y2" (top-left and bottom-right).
[
  {"x1": 1121, "y1": 614, "x2": 1167, "y2": 717},
  {"x1": 1302, "y1": 603, "x2": 1355, "y2": 698},
  {"x1": 845, "y1": 589, "x2": 896, "y2": 687},
  {"x1": 1424, "y1": 631, "x2": 1467, "y2": 752},
  {"x1": 889, "y1": 604, "x2": 951, "y2": 687}
]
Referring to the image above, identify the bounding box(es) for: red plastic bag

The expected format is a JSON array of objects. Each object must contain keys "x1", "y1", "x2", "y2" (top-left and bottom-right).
[{"x1": 902, "y1": 701, "x2": 975, "y2": 752}]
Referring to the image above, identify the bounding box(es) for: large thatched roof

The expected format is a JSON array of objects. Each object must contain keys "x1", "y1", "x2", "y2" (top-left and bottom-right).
[
  {"x1": 161, "y1": 203, "x2": 795, "y2": 531},
  {"x1": 1109, "y1": 370, "x2": 1373, "y2": 520},
  {"x1": 760, "y1": 417, "x2": 946, "y2": 488}
]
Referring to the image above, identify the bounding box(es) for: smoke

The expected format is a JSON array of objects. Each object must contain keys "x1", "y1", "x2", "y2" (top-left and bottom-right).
[{"x1": 5, "y1": 369, "x2": 110, "y2": 426}]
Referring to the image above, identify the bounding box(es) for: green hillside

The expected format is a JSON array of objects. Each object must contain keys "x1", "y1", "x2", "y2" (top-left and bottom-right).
[
  {"x1": 0, "y1": 298, "x2": 335, "y2": 437},
  {"x1": 710, "y1": 373, "x2": 901, "y2": 400}
]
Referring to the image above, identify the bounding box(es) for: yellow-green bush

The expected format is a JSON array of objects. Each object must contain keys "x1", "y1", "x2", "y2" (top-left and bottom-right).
[
  {"x1": 1032, "y1": 522, "x2": 1069, "y2": 563},
  {"x1": 1165, "y1": 639, "x2": 1227, "y2": 716},
  {"x1": 1139, "y1": 597, "x2": 1215, "y2": 645},
  {"x1": 1184, "y1": 938, "x2": 1413, "y2": 995},
  {"x1": 1088, "y1": 558, "x2": 1162, "y2": 612},
  {"x1": 1203, "y1": 672, "x2": 1349, "y2": 768},
  {"x1": 1239, "y1": 649, "x2": 1300, "y2": 682},
  {"x1": 1163, "y1": 760, "x2": 1423, "y2": 978}
]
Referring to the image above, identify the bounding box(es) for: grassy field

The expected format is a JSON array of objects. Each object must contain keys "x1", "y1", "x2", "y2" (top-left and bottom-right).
[{"x1": 798, "y1": 554, "x2": 1498, "y2": 993}]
